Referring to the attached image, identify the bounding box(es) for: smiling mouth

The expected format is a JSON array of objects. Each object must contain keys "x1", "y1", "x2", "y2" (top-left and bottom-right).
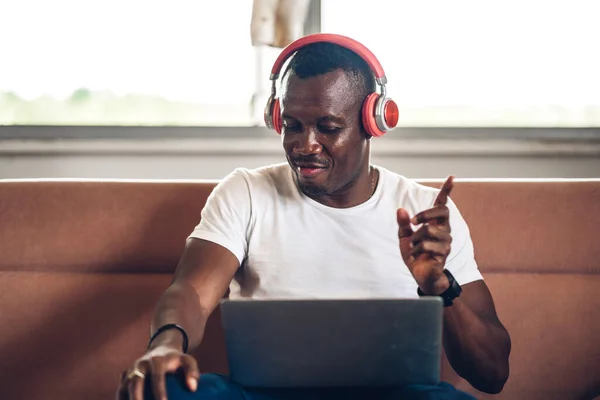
[
  {"x1": 294, "y1": 164, "x2": 328, "y2": 178},
  {"x1": 298, "y1": 167, "x2": 325, "y2": 177}
]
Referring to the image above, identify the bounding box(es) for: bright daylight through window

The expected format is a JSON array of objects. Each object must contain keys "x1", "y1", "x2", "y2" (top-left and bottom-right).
[
  {"x1": 322, "y1": 0, "x2": 600, "y2": 127},
  {"x1": 0, "y1": 0, "x2": 257, "y2": 126},
  {"x1": 1, "y1": 0, "x2": 598, "y2": 127}
]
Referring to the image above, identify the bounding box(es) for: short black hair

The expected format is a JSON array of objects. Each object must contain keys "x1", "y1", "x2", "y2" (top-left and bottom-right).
[{"x1": 281, "y1": 42, "x2": 377, "y2": 102}]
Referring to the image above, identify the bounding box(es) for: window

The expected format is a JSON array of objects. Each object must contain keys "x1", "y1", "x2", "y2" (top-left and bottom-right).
[
  {"x1": 0, "y1": 0, "x2": 257, "y2": 126},
  {"x1": 321, "y1": 0, "x2": 600, "y2": 127},
  {"x1": 2, "y1": 0, "x2": 598, "y2": 130}
]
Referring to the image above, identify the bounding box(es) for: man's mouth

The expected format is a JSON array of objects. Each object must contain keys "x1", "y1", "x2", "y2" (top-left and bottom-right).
[{"x1": 294, "y1": 163, "x2": 328, "y2": 178}]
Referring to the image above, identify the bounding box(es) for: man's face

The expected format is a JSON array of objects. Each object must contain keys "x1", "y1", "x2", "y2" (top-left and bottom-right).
[{"x1": 281, "y1": 69, "x2": 369, "y2": 198}]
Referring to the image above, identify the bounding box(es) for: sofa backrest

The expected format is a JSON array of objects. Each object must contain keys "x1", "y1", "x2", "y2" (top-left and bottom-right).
[{"x1": 0, "y1": 178, "x2": 599, "y2": 400}]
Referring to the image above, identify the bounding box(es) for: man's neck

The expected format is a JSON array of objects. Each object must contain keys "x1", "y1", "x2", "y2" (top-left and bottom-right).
[{"x1": 304, "y1": 165, "x2": 378, "y2": 209}]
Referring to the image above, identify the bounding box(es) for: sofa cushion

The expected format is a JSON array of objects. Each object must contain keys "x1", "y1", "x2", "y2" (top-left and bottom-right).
[
  {"x1": 443, "y1": 272, "x2": 600, "y2": 399},
  {"x1": 1, "y1": 180, "x2": 599, "y2": 275},
  {"x1": 0, "y1": 271, "x2": 229, "y2": 400},
  {"x1": 1, "y1": 178, "x2": 599, "y2": 400},
  {"x1": 1, "y1": 270, "x2": 598, "y2": 400}
]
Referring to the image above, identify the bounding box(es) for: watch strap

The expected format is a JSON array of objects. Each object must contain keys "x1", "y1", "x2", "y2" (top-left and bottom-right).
[{"x1": 417, "y1": 269, "x2": 462, "y2": 307}]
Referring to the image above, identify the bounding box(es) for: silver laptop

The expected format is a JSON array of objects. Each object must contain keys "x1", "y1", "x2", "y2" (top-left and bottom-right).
[{"x1": 219, "y1": 297, "x2": 444, "y2": 388}]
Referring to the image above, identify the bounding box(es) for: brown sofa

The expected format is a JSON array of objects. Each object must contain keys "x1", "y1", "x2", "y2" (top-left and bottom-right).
[{"x1": 0, "y1": 178, "x2": 599, "y2": 400}]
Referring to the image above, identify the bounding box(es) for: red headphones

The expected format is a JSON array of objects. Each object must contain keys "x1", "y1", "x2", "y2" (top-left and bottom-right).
[{"x1": 263, "y1": 33, "x2": 399, "y2": 137}]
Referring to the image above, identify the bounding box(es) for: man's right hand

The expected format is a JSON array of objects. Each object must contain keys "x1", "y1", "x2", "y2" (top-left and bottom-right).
[
  {"x1": 115, "y1": 238, "x2": 241, "y2": 399},
  {"x1": 116, "y1": 345, "x2": 200, "y2": 400}
]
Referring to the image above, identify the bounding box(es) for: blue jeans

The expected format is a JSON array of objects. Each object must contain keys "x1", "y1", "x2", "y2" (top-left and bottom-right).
[{"x1": 144, "y1": 373, "x2": 476, "y2": 400}]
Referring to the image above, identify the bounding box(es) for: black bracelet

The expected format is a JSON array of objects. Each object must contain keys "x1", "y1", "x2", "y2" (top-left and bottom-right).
[{"x1": 148, "y1": 323, "x2": 189, "y2": 353}]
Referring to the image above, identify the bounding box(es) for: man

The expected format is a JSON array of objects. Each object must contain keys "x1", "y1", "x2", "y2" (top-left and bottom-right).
[{"x1": 117, "y1": 37, "x2": 511, "y2": 400}]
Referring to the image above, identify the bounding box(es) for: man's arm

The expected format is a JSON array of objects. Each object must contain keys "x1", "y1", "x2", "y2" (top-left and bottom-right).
[
  {"x1": 397, "y1": 176, "x2": 511, "y2": 394},
  {"x1": 117, "y1": 237, "x2": 239, "y2": 400},
  {"x1": 442, "y1": 280, "x2": 511, "y2": 394},
  {"x1": 149, "y1": 237, "x2": 240, "y2": 353}
]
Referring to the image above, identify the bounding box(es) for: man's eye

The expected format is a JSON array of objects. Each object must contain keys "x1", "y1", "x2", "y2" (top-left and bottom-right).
[
  {"x1": 283, "y1": 121, "x2": 300, "y2": 132},
  {"x1": 319, "y1": 126, "x2": 342, "y2": 134}
]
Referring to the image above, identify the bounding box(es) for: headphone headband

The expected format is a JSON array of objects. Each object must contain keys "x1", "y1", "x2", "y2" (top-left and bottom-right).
[
  {"x1": 269, "y1": 33, "x2": 387, "y2": 84},
  {"x1": 264, "y1": 33, "x2": 399, "y2": 136}
]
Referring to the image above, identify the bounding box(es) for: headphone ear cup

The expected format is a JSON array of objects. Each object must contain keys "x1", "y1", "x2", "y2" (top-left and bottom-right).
[
  {"x1": 383, "y1": 98, "x2": 400, "y2": 130},
  {"x1": 361, "y1": 93, "x2": 386, "y2": 137},
  {"x1": 272, "y1": 99, "x2": 282, "y2": 134}
]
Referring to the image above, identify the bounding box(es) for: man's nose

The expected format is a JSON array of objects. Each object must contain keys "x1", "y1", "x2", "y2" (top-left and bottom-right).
[{"x1": 293, "y1": 129, "x2": 321, "y2": 155}]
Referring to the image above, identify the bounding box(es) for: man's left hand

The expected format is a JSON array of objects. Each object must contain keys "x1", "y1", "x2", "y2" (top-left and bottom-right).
[{"x1": 397, "y1": 176, "x2": 454, "y2": 295}]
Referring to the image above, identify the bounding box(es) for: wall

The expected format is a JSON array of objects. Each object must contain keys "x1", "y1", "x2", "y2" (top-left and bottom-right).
[
  {"x1": 1, "y1": 127, "x2": 599, "y2": 180},
  {"x1": 1, "y1": 153, "x2": 598, "y2": 180}
]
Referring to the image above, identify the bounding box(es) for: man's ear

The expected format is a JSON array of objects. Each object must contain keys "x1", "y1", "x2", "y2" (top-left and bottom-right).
[
  {"x1": 360, "y1": 110, "x2": 373, "y2": 140},
  {"x1": 359, "y1": 117, "x2": 372, "y2": 140}
]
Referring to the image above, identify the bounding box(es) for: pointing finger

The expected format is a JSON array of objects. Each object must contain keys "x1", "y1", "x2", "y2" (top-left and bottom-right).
[{"x1": 434, "y1": 175, "x2": 454, "y2": 206}]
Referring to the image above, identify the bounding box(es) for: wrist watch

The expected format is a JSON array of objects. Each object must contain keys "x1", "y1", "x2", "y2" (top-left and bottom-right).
[{"x1": 417, "y1": 269, "x2": 462, "y2": 307}]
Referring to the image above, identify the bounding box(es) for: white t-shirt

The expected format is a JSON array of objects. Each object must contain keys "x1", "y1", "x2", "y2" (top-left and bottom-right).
[{"x1": 189, "y1": 162, "x2": 483, "y2": 300}]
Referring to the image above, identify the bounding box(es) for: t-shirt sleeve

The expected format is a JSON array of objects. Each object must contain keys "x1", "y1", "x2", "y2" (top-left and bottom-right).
[
  {"x1": 443, "y1": 196, "x2": 484, "y2": 286},
  {"x1": 187, "y1": 168, "x2": 252, "y2": 265}
]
